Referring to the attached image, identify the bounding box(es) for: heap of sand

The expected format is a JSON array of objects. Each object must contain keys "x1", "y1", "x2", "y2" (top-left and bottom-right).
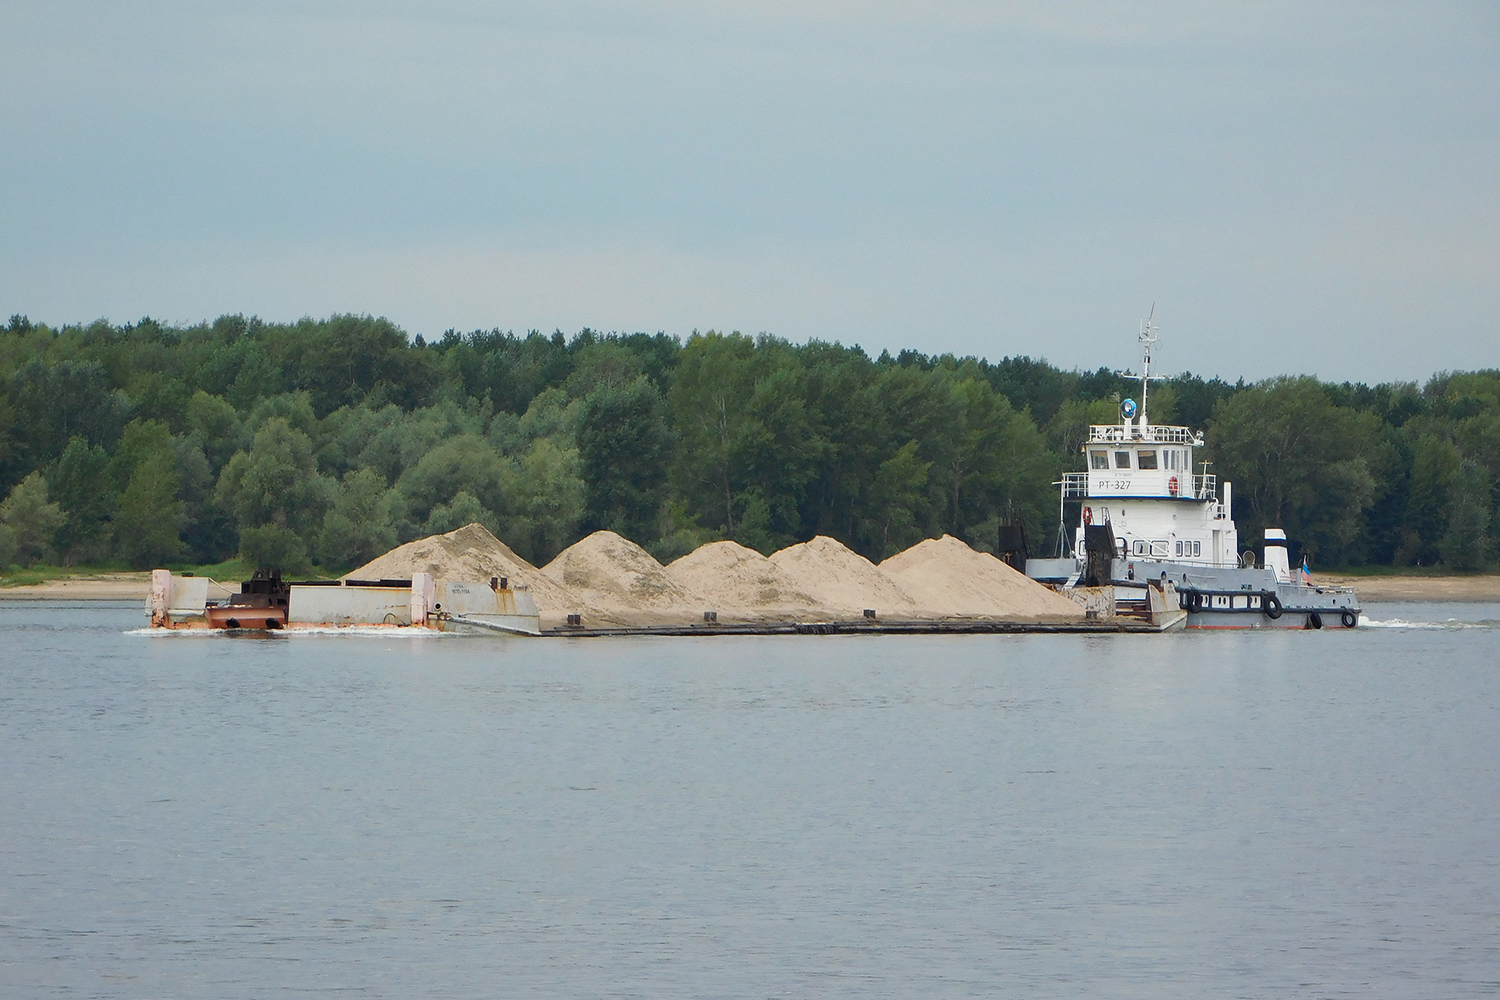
[
  {"x1": 667, "y1": 541, "x2": 824, "y2": 621},
  {"x1": 345, "y1": 522, "x2": 574, "y2": 621},
  {"x1": 768, "y1": 535, "x2": 918, "y2": 617},
  {"x1": 541, "y1": 530, "x2": 711, "y2": 626},
  {"x1": 879, "y1": 534, "x2": 1083, "y2": 619}
]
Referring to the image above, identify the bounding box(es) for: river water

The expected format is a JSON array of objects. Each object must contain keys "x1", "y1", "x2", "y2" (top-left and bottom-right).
[{"x1": 2, "y1": 600, "x2": 1497, "y2": 997}]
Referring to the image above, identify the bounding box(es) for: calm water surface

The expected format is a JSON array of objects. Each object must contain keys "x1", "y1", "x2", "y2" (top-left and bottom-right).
[{"x1": 2, "y1": 600, "x2": 1498, "y2": 997}]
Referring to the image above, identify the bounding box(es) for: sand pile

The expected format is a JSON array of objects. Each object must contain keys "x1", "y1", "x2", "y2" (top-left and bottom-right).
[
  {"x1": 541, "y1": 530, "x2": 710, "y2": 626},
  {"x1": 345, "y1": 522, "x2": 574, "y2": 617},
  {"x1": 879, "y1": 534, "x2": 1082, "y2": 619},
  {"x1": 768, "y1": 535, "x2": 917, "y2": 617},
  {"x1": 354, "y1": 524, "x2": 1082, "y2": 629},
  {"x1": 667, "y1": 541, "x2": 824, "y2": 620}
]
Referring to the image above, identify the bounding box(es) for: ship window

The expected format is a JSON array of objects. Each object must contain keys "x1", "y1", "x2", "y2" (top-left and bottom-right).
[
  {"x1": 1192, "y1": 541, "x2": 1201, "y2": 557},
  {"x1": 1164, "y1": 449, "x2": 1179, "y2": 470},
  {"x1": 1175, "y1": 540, "x2": 1183, "y2": 557},
  {"x1": 1137, "y1": 450, "x2": 1158, "y2": 469},
  {"x1": 1114, "y1": 451, "x2": 1131, "y2": 469},
  {"x1": 1132, "y1": 539, "x2": 1149, "y2": 555},
  {"x1": 1090, "y1": 451, "x2": 1108, "y2": 470},
  {"x1": 1151, "y1": 540, "x2": 1170, "y2": 557}
]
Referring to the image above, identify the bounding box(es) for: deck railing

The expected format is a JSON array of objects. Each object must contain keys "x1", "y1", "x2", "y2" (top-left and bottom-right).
[
  {"x1": 1061, "y1": 471, "x2": 1216, "y2": 501},
  {"x1": 1087, "y1": 424, "x2": 1202, "y2": 445}
]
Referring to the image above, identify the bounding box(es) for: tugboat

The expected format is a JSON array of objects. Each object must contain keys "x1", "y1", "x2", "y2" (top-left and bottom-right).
[{"x1": 1025, "y1": 312, "x2": 1362, "y2": 629}]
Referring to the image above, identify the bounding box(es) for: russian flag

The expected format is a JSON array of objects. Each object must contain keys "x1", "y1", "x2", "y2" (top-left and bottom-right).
[{"x1": 1300, "y1": 559, "x2": 1312, "y2": 585}]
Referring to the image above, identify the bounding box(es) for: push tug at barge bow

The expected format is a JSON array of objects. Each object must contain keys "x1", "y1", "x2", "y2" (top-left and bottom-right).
[{"x1": 1024, "y1": 314, "x2": 1362, "y2": 629}]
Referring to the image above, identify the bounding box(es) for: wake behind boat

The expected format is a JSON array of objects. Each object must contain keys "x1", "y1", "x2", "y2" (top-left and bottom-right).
[{"x1": 1025, "y1": 312, "x2": 1362, "y2": 629}]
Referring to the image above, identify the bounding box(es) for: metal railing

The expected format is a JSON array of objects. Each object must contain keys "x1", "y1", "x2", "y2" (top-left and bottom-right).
[
  {"x1": 1060, "y1": 471, "x2": 1215, "y2": 501},
  {"x1": 1087, "y1": 424, "x2": 1202, "y2": 445}
]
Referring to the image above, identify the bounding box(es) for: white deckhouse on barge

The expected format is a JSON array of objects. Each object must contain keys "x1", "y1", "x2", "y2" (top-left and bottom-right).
[{"x1": 1025, "y1": 314, "x2": 1362, "y2": 629}]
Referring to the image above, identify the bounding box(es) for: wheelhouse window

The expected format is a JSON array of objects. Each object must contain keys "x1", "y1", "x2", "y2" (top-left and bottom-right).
[
  {"x1": 1090, "y1": 451, "x2": 1109, "y2": 470},
  {"x1": 1114, "y1": 451, "x2": 1131, "y2": 469},
  {"x1": 1137, "y1": 450, "x2": 1158, "y2": 470}
]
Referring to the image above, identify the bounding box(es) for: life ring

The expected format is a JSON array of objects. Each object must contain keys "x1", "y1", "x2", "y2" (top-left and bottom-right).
[
  {"x1": 1263, "y1": 593, "x2": 1283, "y2": 619},
  {"x1": 1341, "y1": 610, "x2": 1358, "y2": 628},
  {"x1": 1307, "y1": 612, "x2": 1322, "y2": 629},
  {"x1": 1168, "y1": 475, "x2": 1179, "y2": 496},
  {"x1": 1082, "y1": 506, "x2": 1092, "y2": 526}
]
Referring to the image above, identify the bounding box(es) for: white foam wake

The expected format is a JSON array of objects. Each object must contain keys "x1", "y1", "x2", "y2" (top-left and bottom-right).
[
  {"x1": 1357, "y1": 616, "x2": 1499, "y2": 630},
  {"x1": 126, "y1": 625, "x2": 456, "y2": 638}
]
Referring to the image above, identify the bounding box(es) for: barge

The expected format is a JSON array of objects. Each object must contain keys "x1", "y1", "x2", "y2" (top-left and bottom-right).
[{"x1": 147, "y1": 568, "x2": 543, "y2": 635}]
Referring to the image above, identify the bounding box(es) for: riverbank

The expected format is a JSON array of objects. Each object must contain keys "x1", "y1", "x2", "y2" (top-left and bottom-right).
[
  {"x1": 1318, "y1": 573, "x2": 1500, "y2": 603},
  {"x1": 0, "y1": 573, "x2": 152, "y2": 600}
]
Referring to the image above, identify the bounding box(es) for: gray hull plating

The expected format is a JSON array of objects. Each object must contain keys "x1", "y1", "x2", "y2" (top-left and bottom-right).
[{"x1": 1057, "y1": 558, "x2": 1362, "y2": 630}]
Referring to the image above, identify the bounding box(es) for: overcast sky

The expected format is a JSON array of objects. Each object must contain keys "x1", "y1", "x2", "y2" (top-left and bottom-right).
[{"x1": 2, "y1": 1, "x2": 1496, "y2": 383}]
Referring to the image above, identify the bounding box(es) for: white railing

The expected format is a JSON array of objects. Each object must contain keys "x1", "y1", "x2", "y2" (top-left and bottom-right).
[
  {"x1": 1087, "y1": 424, "x2": 1202, "y2": 445},
  {"x1": 1062, "y1": 471, "x2": 1216, "y2": 502}
]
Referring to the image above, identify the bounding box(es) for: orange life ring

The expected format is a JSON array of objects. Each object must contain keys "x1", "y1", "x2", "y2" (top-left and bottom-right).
[
  {"x1": 1082, "y1": 506, "x2": 1093, "y2": 525},
  {"x1": 1168, "y1": 475, "x2": 1179, "y2": 496}
]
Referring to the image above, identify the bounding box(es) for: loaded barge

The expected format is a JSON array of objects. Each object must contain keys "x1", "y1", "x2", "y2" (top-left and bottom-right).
[{"x1": 146, "y1": 568, "x2": 1178, "y2": 635}]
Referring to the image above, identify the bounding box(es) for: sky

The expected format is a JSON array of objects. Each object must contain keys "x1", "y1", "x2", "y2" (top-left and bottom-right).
[{"x1": 2, "y1": 0, "x2": 1497, "y2": 384}]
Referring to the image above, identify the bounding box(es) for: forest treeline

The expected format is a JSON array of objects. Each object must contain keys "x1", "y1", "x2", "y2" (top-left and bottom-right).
[{"x1": 0, "y1": 313, "x2": 1495, "y2": 574}]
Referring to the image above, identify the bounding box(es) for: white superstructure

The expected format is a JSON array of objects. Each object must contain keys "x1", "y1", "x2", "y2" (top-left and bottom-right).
[{"x1": 1061, "y1": 312, "x2": 1240, "y2": 570}]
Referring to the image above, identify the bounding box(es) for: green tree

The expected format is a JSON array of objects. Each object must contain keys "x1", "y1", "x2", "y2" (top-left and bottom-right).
[
  {"x1": 318, "y1": 468, "x2": 398, "y2": 569},
  {"x1": 184, "y1": 391, "x2": 246, "y2": 471},
  {"x1": 108, "y1": 419, "x2": 175, "y2": 493},
  {"x1": 238, "y1": 525, "x2": 310, "y2": 573},
  {"x1": 1209, "y1": 377, "x2": 1384, "y2": 564},
  {"x1": 0, "y1": 472, "x2": 65, "y2": 567},
  {"x1": 423, "y1": 490, "x2": 499, "y2": 538},
  {"x1": 503, "y1": 437, "x2": 586, "y2": 564},
  {"x1": 114, "y1": 450, "x2": 187, "y2": 567},
  {"x1": 1439, "y1": 459, "x2": 1491, "y2": 570},
  {"x1": 1399, "y1": 434, "x2": 1462, "y2": 565},
  {"x1": 578, "y1": 376, "x2": 670, "y2": 544},
  {"x1": 667, "y1": 333, "x2": 820, "y2": 549},
  {"x1": 862, "y1": 440, "x2": 931, "y2": 559},
  {"x1": 48, "y1": 436, "x2": 115, "y2": 563},
  {"x1": 214, "y1": 417, "x2": 334, "y2": 557},
  {"x1": 393, "y1": 434, "x2": 512, "y2": 532}
]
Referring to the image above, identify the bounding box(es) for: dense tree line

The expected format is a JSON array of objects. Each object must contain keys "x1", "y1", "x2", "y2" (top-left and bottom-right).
[{"x1": 0, "y1": 313, "x2": 1495, "y2": 574}]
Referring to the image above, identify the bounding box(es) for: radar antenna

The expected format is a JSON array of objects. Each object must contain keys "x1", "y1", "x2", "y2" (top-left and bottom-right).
[
  {"x1": 1115, "y1": 304, "x2": 1167, "y2": 433},
  {"x1": 1138, "y1": 303, "x2": 1158, "y2": 429}
]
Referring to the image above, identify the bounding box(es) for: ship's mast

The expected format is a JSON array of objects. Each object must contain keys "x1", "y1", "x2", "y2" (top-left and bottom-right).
[{"x1": 1138, "y1": 304, "x2": 1157, "y2": 431}]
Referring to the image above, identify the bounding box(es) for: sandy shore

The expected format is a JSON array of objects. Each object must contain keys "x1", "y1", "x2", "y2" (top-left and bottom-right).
[
  {"x1": 1319, "y1": 574, "x2": 1500, "y2": 603},
  {"x1": 0, "y1": 574, "x2": 152, "y2": 600}
]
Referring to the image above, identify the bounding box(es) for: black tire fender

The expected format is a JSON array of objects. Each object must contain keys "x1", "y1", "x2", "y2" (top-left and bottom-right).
[
  {"x1": 1189, "y1": 591, "x2": 1204, "y2": 613},
  {"x1": 1307, "y1": 612, "x2": 1322, "y2": 629},
  {"x1": 1341, "y1": 610, "x2": 1358, "y2": 628},
  {"x1": 1263, "y1": 593, "x2": 1283, "y2": 619}
]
